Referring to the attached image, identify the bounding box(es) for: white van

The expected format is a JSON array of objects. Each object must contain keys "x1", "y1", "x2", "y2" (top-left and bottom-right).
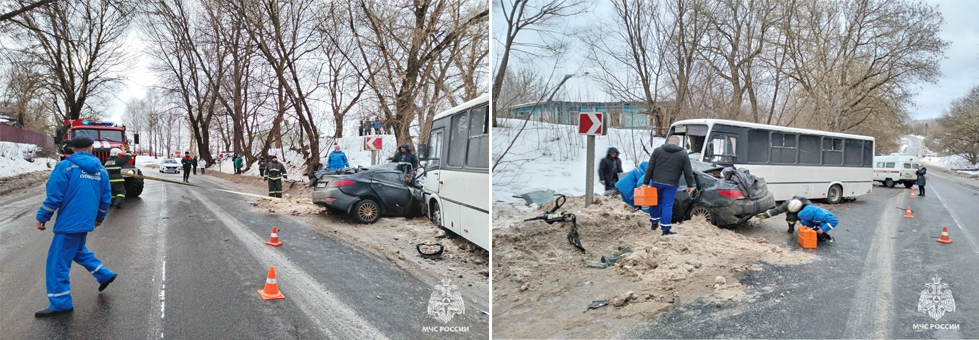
[{"x1": 873, "y1": 154, "x2": 918, "y2": 188}]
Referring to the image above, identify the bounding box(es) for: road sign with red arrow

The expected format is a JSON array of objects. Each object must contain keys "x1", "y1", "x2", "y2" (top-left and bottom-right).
[
  {"x1": 364, "y1": 136, "x2": 383, "y2": 151},
  {"x1": 578, "y1": 112, "x2": 607, "y2": 135}
]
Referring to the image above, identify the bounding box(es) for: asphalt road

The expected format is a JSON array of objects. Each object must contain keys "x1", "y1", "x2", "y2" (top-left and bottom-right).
[
  {"x1": 905, "y1": 135, "x2": 923, "y2": 157},
  {"x1": 0, "y1": 171, "x2": 487, "y2": 339},
  {"x1": 629, "y1": 170, "x2": 979, "y2": 337}
]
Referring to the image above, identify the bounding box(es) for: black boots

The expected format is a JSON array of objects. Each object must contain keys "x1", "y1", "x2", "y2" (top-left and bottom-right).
[
  {"x1": 786, "y1": 221, "x2": 795, "y2": 233},
  {"x1": 35, "y1": 308, "x2": 73, "y2": 318},
  {"x1": 99, "y1": 273, "x2": 117, "y2": 292},
  {"x1": 662, "y1": 230, "x2": 677, "y2": 236},
  {"x1": 651, "y1": 222, "x2": 659, "y2": 231}
]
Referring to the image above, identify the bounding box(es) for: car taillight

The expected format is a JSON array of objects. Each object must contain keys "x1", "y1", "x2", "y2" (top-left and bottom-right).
[
  {"x1": 325, "y1": 198, "x2": 337, "y2": 203},
  {"x1": 328, "y1": 179, "x2": 355, "y2": 187},
  {"x1": 717, "y1": 189, "x2": 745, "y2": 199}
]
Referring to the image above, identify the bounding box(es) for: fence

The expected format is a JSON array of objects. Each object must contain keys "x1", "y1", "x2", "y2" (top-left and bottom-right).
[{"x1": 0, "y1": 124, "x2": 53, "y2": 148}]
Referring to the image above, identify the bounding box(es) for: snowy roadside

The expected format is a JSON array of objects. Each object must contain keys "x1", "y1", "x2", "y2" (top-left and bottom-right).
[
  {"x1": 0, "y1": 141, "x2": 57, "y2": 179},
  {"x1": 492, "y1": 196, "x2": 814, "y2": 338},
  {"x1": 197, "y1": 167, "x2": 490, "y2": 306}
]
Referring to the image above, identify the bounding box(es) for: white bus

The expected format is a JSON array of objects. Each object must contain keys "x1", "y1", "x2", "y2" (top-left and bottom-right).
[
  {"x1": 419, "y1": 94, "x2": 489, "y2": 250},
  {"x1": 667, "y1": 119, "x2": 875, "y2": 203}
]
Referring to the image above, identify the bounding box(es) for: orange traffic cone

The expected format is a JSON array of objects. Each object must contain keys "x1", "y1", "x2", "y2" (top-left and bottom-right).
[
  {"x1": 904, "y1": 206, "x2": 914, "y2": 218},
  {"x1": 910, "y1": 189, "x2": 916, "y2": 198},
  {"x1": 937, "y1": 226, "x2": 953, "y2": 244},
  {"x1": 265, "y1": 226, "x2": 282, "y2": 246},
  {"x1": 257, "y1": 266, "x2": 285, "y2": 300}
]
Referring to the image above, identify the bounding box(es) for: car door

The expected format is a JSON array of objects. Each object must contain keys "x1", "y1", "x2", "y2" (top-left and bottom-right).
[{"x1": 370, "y1": 171, "x2": 413, "y2": 215}]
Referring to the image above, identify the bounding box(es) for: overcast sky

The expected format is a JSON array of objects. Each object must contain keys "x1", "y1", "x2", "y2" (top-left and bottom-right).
[{"x1": 491, "y1": 0, "x2": 979, "y2": 120}]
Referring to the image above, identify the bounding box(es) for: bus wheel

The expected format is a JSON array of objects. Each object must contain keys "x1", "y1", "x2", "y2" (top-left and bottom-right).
[
  {"x1": 884, "y1": 178, "x2": 894, "y2": 188},
  {"x1": 904, "y1": 181, "x2": 914, "y2": 188},
  {"x1": 429, "y1": 200, "x2": 442, "y2": 227},
  {"x1": 826, "y1": 184, "x2": 843, "y2": 204}
]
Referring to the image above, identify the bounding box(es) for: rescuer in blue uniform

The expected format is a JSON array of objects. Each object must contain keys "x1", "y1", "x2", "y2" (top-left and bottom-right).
[{"x1": 34, "y1": 136, "x2": 118, "y2": 317}]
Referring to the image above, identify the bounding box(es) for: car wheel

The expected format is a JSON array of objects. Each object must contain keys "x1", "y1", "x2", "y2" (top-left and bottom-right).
[
  {"x1": 689, "y1": 206, "x2": 714, "y2": 225},
  {"x1": 429, "y1": 200, "x2": 442, "y2": 227},
  {"x1": 353, "y1": 199, "x2": 381, "y2": 224},
  {"x1": 904, "y1": 181, "x2": 914, "y2": 188},
  {"x1": 884, "y1": 178, "x2": 894, "y2": 188},
  {"x1": 825, "y1": 184, "x2": 843, "y2": 204}
]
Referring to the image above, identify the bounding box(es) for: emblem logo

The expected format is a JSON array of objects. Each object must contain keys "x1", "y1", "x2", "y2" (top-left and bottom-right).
[
  {"x1": 917, "y1": 276, "x2": 955, "y2": 321},
  {"x1": 427, "y1": 279, "x2": 465, "y2": 324}
]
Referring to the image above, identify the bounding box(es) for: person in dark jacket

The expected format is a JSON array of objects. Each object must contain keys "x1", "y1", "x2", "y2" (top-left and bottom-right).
[
  {"x1": 34, "y1": 136, "x2": 117, "y2": 317},
  {"x1": 191, "y1": 156, "x2": 198, "y2": 174},
  {"x1": 599, "y1": 147, "x2": 623, "y2": 192},
  {"x1": 757, "y1": 195, "x2": 816, "y2": 233},
  {"x1": 104, "y1": 148, "x2": 131, "y2": 209},
  {"x1": 181, "y1": 155, "x2": 192, "y2": 182},
  {"x1": 264, "y1": 155, "x2": 287, "y2": 198},
  {"x1": 392, "y1": 143, "x2": 419, "y2": 170},
  {"x1": 642, "y1": 136, "x2": 695, "y2": 235},
  {"x1": 915, "y1": 165, "x2": 927, "y2": 196},
  {"x1": 258, "y1": 156, "x2": 268, "y2": 177}
]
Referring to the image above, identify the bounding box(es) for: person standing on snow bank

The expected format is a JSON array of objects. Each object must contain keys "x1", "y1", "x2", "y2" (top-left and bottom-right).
[
  {"x1": 326, "y1": 145, "x2": 349, "y2": 171},
  {"x1": 104, "y1": 148, "x2": 131, "y2": 209},
  {"x1": 372, "y1": 118, "x2": 383, "y2": 135},
  {"x1": 392, "y1": 143, "x2": 418, "y2": 170},
  {"x1": 599, "y1": 147, "x2": 623, "y2": 192},
  {"x1": 642, "y1": 136, "x2": 695, "y2": 236},
  {"x1": 34, "y1": 136, "x2": 118, "y2": 318},
  {"x1": 258, "y1": 156, "x2": 268, "y2": 177},
  {"x1": 233, "y1": 155, "x2": 244, "y2": 175},
  {"x1": 915, "y1": 165, "x2": 927, "y2": 197},
  {"x1": 757, "y1": 196, "x2": 816, "y2": 233},
  {"x1": 264, "y1": 155, "x2": 287, "y2": 198}
]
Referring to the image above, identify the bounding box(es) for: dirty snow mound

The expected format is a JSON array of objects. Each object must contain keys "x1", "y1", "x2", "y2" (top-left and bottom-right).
[{"x1": 492, "y1": 196, "x2": 813, "y2": 339}]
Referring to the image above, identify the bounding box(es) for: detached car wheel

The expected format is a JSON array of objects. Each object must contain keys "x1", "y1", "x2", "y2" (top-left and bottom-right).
[
  {"x1": 689, "y1": 206, "x2": 714, "y2": 225},
  {"x1": 353, "y1": 199, "x2": 381, "y2": 224}
]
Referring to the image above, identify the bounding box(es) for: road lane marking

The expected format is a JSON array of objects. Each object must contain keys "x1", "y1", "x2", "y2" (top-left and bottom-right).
[
  {"x1": 844, "y1": 190, "x2": 897, "y2": 338},
  {"x1": 186, "y1": 188, "x2": 388, "y2": 340},
  {"x1": 929, "y1": 181, "x2": 979, "y2": 256}
]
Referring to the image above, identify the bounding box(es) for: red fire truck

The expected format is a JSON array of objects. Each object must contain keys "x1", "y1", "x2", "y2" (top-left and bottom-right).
[{"x1": 55, "y1": 119, "x2": 145, "y2": 197}]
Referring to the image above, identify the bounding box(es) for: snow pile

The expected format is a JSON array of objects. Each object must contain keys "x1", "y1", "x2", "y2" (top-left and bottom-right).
[
  {"x1": 922, "y1": 154, "x2": 979, "y2": 171},
  {"x1": 492, "y1": 118, "x2": 664, "y2": 205},
  {"x1": 0, "y1": 141, "x2": 57, "y2": 178},
  {"x1": 492, "y1": 196, "x2": 813, "y2": 339}
]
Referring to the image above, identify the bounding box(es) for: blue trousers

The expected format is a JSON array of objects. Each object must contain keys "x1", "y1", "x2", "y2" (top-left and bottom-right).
[
  {"x1": 648, "y1": 183, "x2": 678, "y2": 231},
  {"x1": 46, "y1": 233, "x2": 115, "y2": 311}
]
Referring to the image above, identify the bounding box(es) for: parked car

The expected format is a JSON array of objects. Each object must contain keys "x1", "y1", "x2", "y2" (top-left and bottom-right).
[
  {"x1": 311, "y1": 163, "x2": 422, "y2": 223},
  {"x1": 159, "y1": 158, "x2": 181, "y2": 174},
  {"x1": 619, "y1": 160, "x2": 775, "y2": 227}
]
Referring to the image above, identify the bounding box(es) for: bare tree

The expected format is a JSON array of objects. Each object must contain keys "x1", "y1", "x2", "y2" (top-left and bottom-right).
[
  {"x1": 5, "y1": 0, "x2": 134, "y2": 121},
  {"x1": 937, "y1": 85, "x2": 979, "y2": 164},
  {"x1": 492, "y1": 0, "x2": 587, "y2": 126}
]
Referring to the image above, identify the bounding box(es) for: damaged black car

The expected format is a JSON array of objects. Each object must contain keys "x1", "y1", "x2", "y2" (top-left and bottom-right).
[
  {"x1": 619, "y1": 160, "x2": 775, "y2": 226},
  {"x1": 311, "y1": 163, "x2": 423, "y2": 223}
]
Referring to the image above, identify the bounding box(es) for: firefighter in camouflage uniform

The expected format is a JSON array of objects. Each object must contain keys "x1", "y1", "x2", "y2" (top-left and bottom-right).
[{"x1": 104, "y1": 148, "x2": 131, "y2": 208}]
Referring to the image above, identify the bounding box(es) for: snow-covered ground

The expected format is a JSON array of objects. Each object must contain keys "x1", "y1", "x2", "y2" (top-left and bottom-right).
[
  {"x1": 492, "y1": 119, "x2": 664, "y2": 205},
  {"x1": 0, "y1": 141, "x2": 57, "y2": 178},
  {"x1": 913, "y1": 139, "x2": 978, "y2": 175}
]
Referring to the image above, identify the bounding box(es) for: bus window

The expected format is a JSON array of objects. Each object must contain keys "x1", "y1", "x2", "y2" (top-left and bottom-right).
[
  {"x1": 844, "y1": 139, "x2": 862, "y2": 166},
  {"x1": 428, "y1": 128, "x2": 444, "y2": 168},
  {"x1": 862, "y1": 141, "x2": 874, "y2": 166},
  {"x1": 466, "y1": 105, "x2": 489, "y2": 169},
  {"x1": 747, "y1": 129, "x2": 769, "y2": 163},
  {"x1": 799, "y1": 135, "x2": 821, "y2": 165},
  {"x1": 671, "y1": 124, "x2": 708, "y2": 155},
  {"x1": 822, "y1": 137, "x2": 843, "y2": 165},
  {"x1": 446, "y1": 111, "x2": 469, "y2": 168},
  {"x1": 706, "y1": 134, "x2": 738, "y2": 163},
  {"x1": 772, "y1": 132, "x2": 798, "y2": 164}
]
